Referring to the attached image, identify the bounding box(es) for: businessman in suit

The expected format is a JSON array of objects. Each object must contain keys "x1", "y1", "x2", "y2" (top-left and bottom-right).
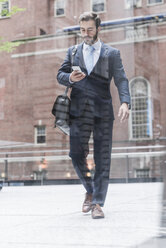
[{"x1": 57, "y1": 12, "x2": 130, "y2": 219}]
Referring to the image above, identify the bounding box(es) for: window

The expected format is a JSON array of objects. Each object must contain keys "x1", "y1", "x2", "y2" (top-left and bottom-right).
[
  {"x1": 54, "y1": 0, "x2": 65, "y2": 16},
  {"x1": 35, "y1": 126, "x2": 46, "y2": 144},
  {"x1": 92, "y1": 0, "x2": 105, "y2": 12},
  {"x1": 0, "y1": 0, "x2": 10, "y2": 18},
  {"x1": 125, "y1": 0, "x2": 142, "y2": 9},
  {"x1": 148, "y1": 0, "x2": 163, "y2": 5},
  {"x1": 130, "y1": 78, "x2": 152, "y2": 140},
  {"x1": 136, "y1": 169, "x2": 150, "y2": 178}
]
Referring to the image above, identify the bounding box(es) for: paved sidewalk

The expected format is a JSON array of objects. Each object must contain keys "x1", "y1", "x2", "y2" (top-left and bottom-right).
[
  {"x1": 0, "y1": 183, "x2": 164, "y2": 248},
  {"x1": 136, "y1": 237, "x2": 166, "y2": 248}
]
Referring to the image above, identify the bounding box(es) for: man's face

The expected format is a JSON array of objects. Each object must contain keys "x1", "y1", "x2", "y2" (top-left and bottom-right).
[{"x1": 80, "y1": 20, "x2": 99, "y2": 45}]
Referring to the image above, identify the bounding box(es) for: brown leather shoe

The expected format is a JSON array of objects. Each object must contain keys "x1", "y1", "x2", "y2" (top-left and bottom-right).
[
  {"x1": 91, "y1": 204, "x2": 105, "y2": 219},
  {"x1": 82, "y1": 193, "x2": 92, "y2": 213}
]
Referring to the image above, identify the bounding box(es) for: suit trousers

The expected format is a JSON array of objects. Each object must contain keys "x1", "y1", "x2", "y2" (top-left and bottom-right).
[{"x1": 69, "y1": 100, "x2": 114, "y2": 207}]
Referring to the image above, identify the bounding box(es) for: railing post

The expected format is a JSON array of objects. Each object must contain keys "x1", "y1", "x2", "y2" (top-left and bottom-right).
[
  {"x1": 4, "y1": 154, "x2": 8, "y2": 182},
  {"x1": 126, "y1": 154, "x2": 129, "y2": 183}
]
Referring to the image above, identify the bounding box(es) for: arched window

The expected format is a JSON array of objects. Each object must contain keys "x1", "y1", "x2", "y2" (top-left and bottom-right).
[{"x1": 130, "y1": 77, "x2": 152, "y2": 139}]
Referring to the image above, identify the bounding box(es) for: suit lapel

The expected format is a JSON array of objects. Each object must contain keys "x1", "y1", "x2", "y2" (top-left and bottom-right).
[
  {"x1": 74, "y1": 43, "x2": 87, "y2": 72},
  {"x1": 92, "y1": 42, "x2": 110, "y2": 80},
  {"x1": 93, "y1": 42, "x2": 109, "y2": 72}
]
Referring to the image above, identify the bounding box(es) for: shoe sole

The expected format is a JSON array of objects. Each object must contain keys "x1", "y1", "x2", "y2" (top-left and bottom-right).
[
  {"x1": 82, "y1": 207, "x2": 92, "y2": 213},
  {"x1": 92, "y1": 215, "x2": 105, "y2": 219}
]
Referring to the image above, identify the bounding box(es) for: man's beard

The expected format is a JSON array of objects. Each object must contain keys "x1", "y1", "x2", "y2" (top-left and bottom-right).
[{"x1": 83, "y1": 31, "x2": 98, "y2": 45}]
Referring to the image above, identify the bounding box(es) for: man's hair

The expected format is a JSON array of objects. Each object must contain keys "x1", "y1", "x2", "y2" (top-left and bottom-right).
[{"x1": 79, "y1": 12, "x2": 101, "y2": 29}]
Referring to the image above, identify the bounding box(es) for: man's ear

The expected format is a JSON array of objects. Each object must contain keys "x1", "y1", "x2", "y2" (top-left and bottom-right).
[{"x1": 97, "y1": 26, "x2": 101, "y2": 33}]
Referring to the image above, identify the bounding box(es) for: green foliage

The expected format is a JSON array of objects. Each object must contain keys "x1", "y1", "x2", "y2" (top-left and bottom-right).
[
  {"x1": 1, "y1": 6, "x2": 26, "y2": 18},
  {"x1": 0, "y1": 38, "x2": 24, "y2": 53},
  {"x1": 0, "y1": 1, "x2": 26, "y2": 52}
]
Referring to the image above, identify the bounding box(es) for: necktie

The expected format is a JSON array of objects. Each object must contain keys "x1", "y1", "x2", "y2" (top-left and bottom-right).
[{"x1": 86, "y1": 45, "x2": 95, "y2": 75}]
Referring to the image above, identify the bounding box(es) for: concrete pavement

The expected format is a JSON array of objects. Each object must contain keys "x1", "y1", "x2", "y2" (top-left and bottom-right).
[{"x1": 0, "y1": 182, "x2": 164, "y2": 248}]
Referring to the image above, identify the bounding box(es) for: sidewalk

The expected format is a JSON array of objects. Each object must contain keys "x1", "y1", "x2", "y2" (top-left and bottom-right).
[{"x1": 0, "y1": 182, "x2": 164, "y2": 248}]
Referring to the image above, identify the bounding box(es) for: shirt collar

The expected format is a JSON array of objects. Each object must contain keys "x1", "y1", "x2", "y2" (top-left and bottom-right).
[{"x1": 83, "y1": 39, "x2": 101, "y2": 51}]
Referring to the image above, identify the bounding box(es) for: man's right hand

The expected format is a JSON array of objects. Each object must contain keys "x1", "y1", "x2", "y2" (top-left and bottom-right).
[{"x1": 70, "y1": 70, "x2": 86, "y2": 82}]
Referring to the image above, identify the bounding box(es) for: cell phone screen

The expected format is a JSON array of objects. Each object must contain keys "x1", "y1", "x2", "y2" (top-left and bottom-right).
[{"x1": 72, "y1": 66, "x2": 82, "y2": 72}]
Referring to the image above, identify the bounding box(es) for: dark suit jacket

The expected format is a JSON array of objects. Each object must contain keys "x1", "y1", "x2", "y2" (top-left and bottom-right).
[{"x1": 57, "y1": 42, "x2": 130, "y2": 119}]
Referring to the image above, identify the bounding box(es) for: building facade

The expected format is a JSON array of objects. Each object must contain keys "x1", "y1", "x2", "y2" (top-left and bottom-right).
[{"x1": 0, "y1": 0, "x2": 166, "y2": 183}]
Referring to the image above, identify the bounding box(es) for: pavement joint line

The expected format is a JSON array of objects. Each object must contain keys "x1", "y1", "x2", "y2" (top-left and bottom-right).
[
  {"x1": 0, "y1": 212, "x2": 80, "y2": 216},
  {"x1": 0, "y1": 242, "x2": 135, "y2": 247}
]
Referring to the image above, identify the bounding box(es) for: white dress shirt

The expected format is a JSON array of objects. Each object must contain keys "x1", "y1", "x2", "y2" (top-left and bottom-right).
[
  {"x1": 69, "y1": 39, "x2": 101, "y2": 84},
  {"x1": 83, "y1": 39, "x2": 101, "y2": 69}
]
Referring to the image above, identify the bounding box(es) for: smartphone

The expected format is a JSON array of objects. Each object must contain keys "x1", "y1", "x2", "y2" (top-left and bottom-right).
[{"x1": 72, "y1": 66, "x2": 82, "y2": 72}]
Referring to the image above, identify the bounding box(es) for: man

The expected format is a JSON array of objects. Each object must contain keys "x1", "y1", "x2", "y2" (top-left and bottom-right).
[{"x1": 57, "y1": 12, "x2": 130, "y2": 219}]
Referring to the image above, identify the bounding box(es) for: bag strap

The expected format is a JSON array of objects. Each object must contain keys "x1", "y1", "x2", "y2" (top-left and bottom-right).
[
  {"x1": 65, "y1": 44, "x2": 78, "y2": 95},
  {"x1": 64, "y1": 86, "x2": 69, "y2": 96},
  {"x1": 71, "y1": 44, "x2": 78, "y2": 66}
]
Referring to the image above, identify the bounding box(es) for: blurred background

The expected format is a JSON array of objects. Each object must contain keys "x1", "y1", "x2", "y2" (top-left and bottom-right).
[{"x1": 0, "y1": 0, "x2": 165, "y2": 188}]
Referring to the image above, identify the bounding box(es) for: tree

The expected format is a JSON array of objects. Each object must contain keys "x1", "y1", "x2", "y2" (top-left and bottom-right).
[{"x1": 0, "y1": 0, "x2": 26, "y2": 52}]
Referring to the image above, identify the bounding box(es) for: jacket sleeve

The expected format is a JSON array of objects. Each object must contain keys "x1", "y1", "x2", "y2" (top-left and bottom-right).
[
  {"x1": 57, "y1": 47, "x2": 73, "y2": 87},
  {"x1": 113, "y1": 49, "x2": 131, "y2": 106}
]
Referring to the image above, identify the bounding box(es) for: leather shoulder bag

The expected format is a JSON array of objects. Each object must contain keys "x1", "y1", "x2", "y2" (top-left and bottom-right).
[{"x1": 51, "y1": 45, "x2": 78, "y2": 135}]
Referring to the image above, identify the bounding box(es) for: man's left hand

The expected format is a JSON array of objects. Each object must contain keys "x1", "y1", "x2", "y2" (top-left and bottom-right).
[{"x1": 118, "y1": 103, "x2": 130, "y2": 123}]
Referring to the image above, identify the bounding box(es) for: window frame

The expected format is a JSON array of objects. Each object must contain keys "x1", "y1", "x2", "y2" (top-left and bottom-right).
[
  {"x1": 129, "y1": 77, "x2": 153, "y2": 141},
  {"x1": 54, "y1": 0, "x2": 65, "y2": 17},
  {"x1": 125, "y1": 0, "x2": 142, "y2": 9},
  {"x1": 147, "y1": 0, "x2": 164, "y2": 6},
  {"x1": 34, "y1": 125, "x2": 46, "y2": 145},
  {"x1": 135, "y1": 168, "x2": 150, "y2": 178},
  {"x1": 91, "y1": 0, "x2": 106, "y2": 13},
  {"x1": 0, "y1": 0, "x2": 10, "y2": 19}
]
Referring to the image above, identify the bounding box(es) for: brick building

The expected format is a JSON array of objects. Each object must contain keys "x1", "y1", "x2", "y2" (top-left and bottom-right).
[{"x1": 0, "y1": 0, "x2": 166, "y2": 183}]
